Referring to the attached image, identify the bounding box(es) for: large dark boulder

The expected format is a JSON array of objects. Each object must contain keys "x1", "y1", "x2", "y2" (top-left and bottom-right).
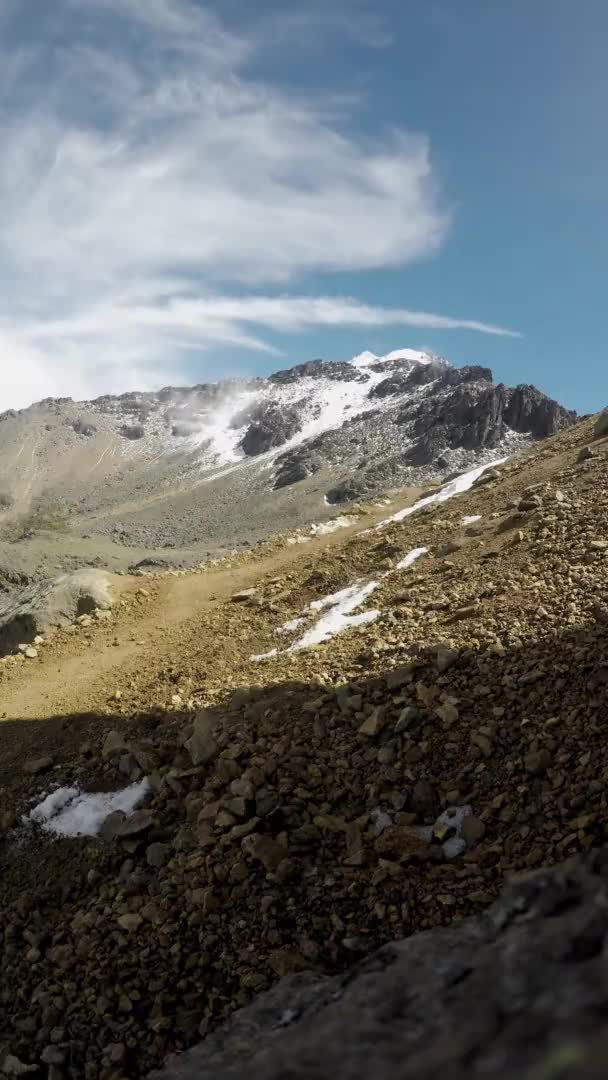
[
  {"x1": 71, "y1": 417, "x2": 98, "y2": 437},
  {"x1": 239, "y1": 403, "x2": 303, "y2": 457},
  {"x1": 120, "y1": 423, "x2": 145, "y2": 440},
  {"x1": 154, "y1": 849, "x2": 608, "y2": 1080}
]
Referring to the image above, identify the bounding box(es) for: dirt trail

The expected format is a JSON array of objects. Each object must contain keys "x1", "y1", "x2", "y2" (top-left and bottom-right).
[{"x1": 0, "y1": 500, "x2": 404, "y2": 721}]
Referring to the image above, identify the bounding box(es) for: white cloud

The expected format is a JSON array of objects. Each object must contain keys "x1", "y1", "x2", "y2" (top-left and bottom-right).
[{"x1": 0, "y1": 0, "x2": 517, "y2": 410}]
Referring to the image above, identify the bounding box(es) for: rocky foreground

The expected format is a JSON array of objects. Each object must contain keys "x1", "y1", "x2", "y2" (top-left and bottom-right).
[
  {"x1": 0, "y1": 412, "x2": 607, "y2": 1078},
  {"x1": 154, "y1": 847, "x2": 608, "y2": 1079}
]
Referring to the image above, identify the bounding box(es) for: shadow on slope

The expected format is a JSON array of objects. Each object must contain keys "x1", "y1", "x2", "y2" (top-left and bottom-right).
[{"x1": 0, "y1": 615, "x2": 607, "y2": 1076}]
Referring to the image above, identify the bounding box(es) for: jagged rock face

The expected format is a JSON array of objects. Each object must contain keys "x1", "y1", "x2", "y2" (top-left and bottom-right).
[
  {"x1": 269, "y1": 359, "x2": 365, "y2": 385},
  {"x1": 154, "y1": 849, "x2": 608, "y2": 1080},
  {"x1": 268, "y1": 360, "x2": 575, "y2": 500},
  {"x1": 393, "y1": 380, "x2": 576, "y2": 467},
  {"x1": 238, "y1": 402, "x2": 306, "y2": 457}
]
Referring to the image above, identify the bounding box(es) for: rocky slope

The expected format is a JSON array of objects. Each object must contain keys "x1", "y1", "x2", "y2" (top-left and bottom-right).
[
  {"x1": 0, "y1": 409, "x2": 606, "y2": 1079},
  {"x1": 154, "y1": 848, "x2": 608, "y2": 1080},
  {"x1": 0, "y1": 350, "x2": 574, "y2": 562}
]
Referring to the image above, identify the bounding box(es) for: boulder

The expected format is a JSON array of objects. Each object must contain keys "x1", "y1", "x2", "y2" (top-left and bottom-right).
[
  {"x1": 594, "y1": 410, "x2": 608, "y2": 439},
  {"x1": 0, "y1": 569, "x2": 115, "y2": 654}
]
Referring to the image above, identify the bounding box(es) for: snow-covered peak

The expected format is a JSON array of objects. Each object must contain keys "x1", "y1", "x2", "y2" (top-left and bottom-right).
[{"x1": 351, "y1": 348, "x2": 435, "y2": 368}]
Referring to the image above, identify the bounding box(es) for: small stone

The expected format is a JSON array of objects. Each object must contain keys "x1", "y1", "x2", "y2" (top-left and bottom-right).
[
  {"x1": 117, "y1": 913, "x2": 143, "y2": 932},
  {"x1": 471, "y1": 732, "x2": 493, "y2": 757},
  {"x1": 108, "y1": 1044, "x2": 126, "y2": 1065},
  {"x1": 100, "y1": 811, "x2": 125, "y2": 841},
  {"x1": 185, "y1": 710, "x2": 219, "y2": 766},
  {"x1": 41, "y1": 1046, "x2": 66, "y2": 1067},
  {"x1": 23, "y1": 647, "x2": 38, "y2": 659},
  {"x1": 375, "y1": 826, "x2": 432, "y2": 858},
  {"x1": 525, "y1": 748, "x2": 552, "y2": 774},
  {"x1": 241, "y1": 833, "x2": 288, "y2": 872},
  {"x1": 231, "y1": 588, "x2": 257, "y2": 602},
  {"x1": 1, "y1": 1055, "x2": 38, "y2": 1075},
  {"x1": 518, "y1": 495, "x2": 542, "y2": 511},
  {"x1": 385, "y1": 664, "x2": 416, "y2": 689},
  {"x1": 462, "y1": 816, "x2": 486, "y2": 847},
  {"x1": 395, "y1": 705, "x2": 419, "y2": 733},
  {"x1": 23, "y1": 756, "x2": 53, "y2": 775},
  {"x1": 377, "y1": 743, "x2": 397, "y2": 765},
  {"x1": 436, "y1": 646, "x2": 459, "y2": 673},
  {"x1": 268, "y1": 948, "x2": 307, "y2": 976},
  {"x1": 102, "y1": 730, "x2": 127, "y2": 759},
  {"x1": 224, "y1": 797, "x2": 249, "y2": 818},
  {"x1": 436, "y1": 701, "x2": 459, "y2": 726},
  {"x1": 230, "y1": 777, "x2": 255, "y2": 799},
  {"x1": 370, "y1": 808, "x2": 393, "y2": 836},
  {"x1": 146, "y1": 842, "x2": 170, "y2": 868},
  {"x1": 115, "y1": 810, "x2": 154, "y2": 837},
  {"x1": 190, "y1": 887, "x2": 220, "y2": 912},
  {"x1": 450, "y1": 603, "x2": 480, "y2": 621},
  {"x1": 358, "y1": 706, "x2": 387, "y2": 737},
  {"x1": 590, "y1": 540, "x2": 608, "y2": 552},
  {"x1": 440, "y1": 540, "x2": 464, "y2": 556},
  {"x1": 412, "y1": 780, "x2": 438, "y2": 819}
]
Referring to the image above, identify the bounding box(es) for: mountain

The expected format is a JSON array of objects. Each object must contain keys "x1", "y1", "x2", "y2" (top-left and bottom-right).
[
  {"x1": 1, "y1": 408, "x2": 608, "y2": 1079},
  {"x1": 0, "y1": 350, "x2": 575, "y2": 578}
]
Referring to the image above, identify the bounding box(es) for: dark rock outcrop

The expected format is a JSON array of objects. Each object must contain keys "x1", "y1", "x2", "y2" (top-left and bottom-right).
[
  {"x1": 71, "y1": 417, "x2": 98, "y2": 438},
  {"x1": 269, "y1": 359, "x2": 365, "y2": 385},
  {"x1": 120, "y1": 423, "x2": 146, "y2": 440},
  {"x1": 155, "y1": 849, "x2": 608, "y2": 1080},
  {"x1": 396, "y1": 381, "x2": 576, "y2": 464},
  {"x1": 171, "y1": 421, "x2": 202, "y2": 438},
  {"x1": 239, "y1": 403, "x2": 304, "y2": 457}
]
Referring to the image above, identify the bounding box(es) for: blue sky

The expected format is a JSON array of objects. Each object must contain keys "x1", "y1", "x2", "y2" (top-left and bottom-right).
[{"x1": 0, "y1": 0, "x2": 606, "y2": 411}]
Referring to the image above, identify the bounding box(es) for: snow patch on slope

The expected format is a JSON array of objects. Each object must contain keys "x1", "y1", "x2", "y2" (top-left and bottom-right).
[
  {"x1": 249, "y1": 454, "x2": 507, "y2": 661},
  {"x1": 28, "y1": 780, "x2": 150, "y2": 837},
  {"x1": 351, "y1": 348, "x2": 434, "y2": 368},
  {"x1": 396, "y1": 546, "x2": 428, "y2": 570},
  {"x1": 376, "y1": 458, "x2": 508, "y2": 529},
  {"x1": 291, "y1": 581, "x2": 381, "y2": 650}
]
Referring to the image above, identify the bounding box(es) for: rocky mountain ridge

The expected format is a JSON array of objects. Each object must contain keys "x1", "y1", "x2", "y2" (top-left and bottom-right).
[{"x1": 0, "y1": 351, "x2": 575, "y2": 560}]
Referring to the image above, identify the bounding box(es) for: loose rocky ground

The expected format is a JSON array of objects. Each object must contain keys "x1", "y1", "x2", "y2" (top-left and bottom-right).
[
  {"x1": 0, "y1": 413, "x2": 607, "y2": 1078},
  {"x1": 153, "y1": 847, "x2": 608, "y2": 1079}
]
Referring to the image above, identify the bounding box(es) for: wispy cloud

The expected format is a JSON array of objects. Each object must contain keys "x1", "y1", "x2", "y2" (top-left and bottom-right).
[{"x1": 0, "y1": 0, "x2": 516, "y2": 409}]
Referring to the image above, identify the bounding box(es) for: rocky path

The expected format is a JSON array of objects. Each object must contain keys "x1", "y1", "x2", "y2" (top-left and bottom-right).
[{"x1": 0, "y1": 496, "x2": 405, "y2": 723}]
